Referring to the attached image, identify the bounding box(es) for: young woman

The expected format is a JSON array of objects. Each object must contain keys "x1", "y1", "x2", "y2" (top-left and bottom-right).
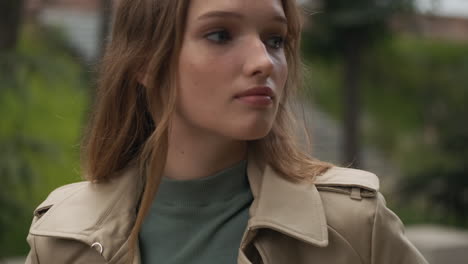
[{"x1": 25, "y1": 0, "x2": 428, "y2": 263}]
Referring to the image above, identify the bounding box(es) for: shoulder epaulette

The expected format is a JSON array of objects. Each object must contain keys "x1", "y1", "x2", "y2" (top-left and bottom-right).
[{"x1": 314, "y1": 167, "x2": 380, "y2": 200}]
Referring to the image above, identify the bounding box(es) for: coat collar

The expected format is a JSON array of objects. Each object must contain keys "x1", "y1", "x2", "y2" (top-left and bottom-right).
[
  {"x1": 29, "y1": 151, "x2": 331, "y2": 261},
  {"x1": 245, "y1": 153, "x2": 329, "y2": 247}
]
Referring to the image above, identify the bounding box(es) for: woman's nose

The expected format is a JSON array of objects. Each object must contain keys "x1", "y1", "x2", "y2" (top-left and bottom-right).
[{"x1": 243, "y1": 36, "x2": 274, "y2": 79}]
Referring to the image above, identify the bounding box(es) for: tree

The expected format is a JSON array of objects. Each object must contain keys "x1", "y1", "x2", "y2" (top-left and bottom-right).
[
  {"x1": 303, "y1": 0, "x2": 412, "y2": 168},
  {"x1": 0, "y1": 2, "x2": 89, "y2": 256},
  {"x1": 0, "y1": 25, "x2": 89, "y2": 256}
]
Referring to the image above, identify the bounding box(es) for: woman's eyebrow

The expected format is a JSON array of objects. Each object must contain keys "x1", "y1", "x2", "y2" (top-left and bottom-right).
[{"x1": 197, "y1": 10, "x2": 287, "y2": 25}]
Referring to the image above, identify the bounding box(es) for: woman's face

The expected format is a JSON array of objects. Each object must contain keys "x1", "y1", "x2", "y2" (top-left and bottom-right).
[{"x1": 175, "y1": 0, "x2": 288, "y2": 141}]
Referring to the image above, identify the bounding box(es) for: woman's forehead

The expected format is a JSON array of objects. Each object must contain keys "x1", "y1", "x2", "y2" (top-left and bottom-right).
[{"x1": 186, "y1": 0, "x2": 286, "y2": 21}]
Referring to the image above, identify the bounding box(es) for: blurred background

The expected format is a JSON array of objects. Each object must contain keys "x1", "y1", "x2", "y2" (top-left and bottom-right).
[{"x1": 0, "y1": 0, "x2": 467, "y2": 263}]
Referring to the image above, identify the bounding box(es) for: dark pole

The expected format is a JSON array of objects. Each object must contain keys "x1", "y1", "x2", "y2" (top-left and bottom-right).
[
  {"x1": 342, "y1": 36, "x2": 362, "y2": 168},
  {"x1": 0, "y1": 0, "x2": 25, "y2": 51}
]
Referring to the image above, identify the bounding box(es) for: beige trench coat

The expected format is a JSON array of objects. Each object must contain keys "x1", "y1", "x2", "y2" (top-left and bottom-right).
[{"x1": 25, "y1": 154, "x2": 428, "y2": 264}]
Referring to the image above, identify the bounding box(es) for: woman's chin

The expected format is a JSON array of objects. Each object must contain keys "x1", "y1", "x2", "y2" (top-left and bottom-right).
[{"x1": 231, "y1": 126, "x2": 272, "y2": 141}]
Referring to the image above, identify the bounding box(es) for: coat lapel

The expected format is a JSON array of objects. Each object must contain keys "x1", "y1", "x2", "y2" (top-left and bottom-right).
[
  {"x1": 28, "y1": 165, "x2": 143, "y2": 262},
  {"x1": 245, "y1": 154, "x2": 329, "y2": 248}
]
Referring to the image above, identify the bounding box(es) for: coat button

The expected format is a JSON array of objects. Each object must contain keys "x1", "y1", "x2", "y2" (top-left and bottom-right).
[{"x1": 91, "y1": 242, "x2": 104, "y2": 255}]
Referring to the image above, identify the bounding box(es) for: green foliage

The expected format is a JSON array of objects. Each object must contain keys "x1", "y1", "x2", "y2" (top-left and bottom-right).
[
  {"x1": 303, "y1": 35, "x2": 468, "y2": 227},
  {"x1": 364, "y1": 37, "x2": 468, "y2": 226},
  {"x1": 0, "y1": 24, "x2": 89, "y2": 257}
]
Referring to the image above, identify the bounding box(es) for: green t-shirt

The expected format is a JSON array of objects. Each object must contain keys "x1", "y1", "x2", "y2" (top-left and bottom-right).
[{"x1": 139, "y1": 160, "x2": 253, "y2": 264}]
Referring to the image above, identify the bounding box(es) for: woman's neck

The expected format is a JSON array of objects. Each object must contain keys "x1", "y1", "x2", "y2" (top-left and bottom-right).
[{"x1": 164, "y1": 119, "x2": 247, "y2": 181}]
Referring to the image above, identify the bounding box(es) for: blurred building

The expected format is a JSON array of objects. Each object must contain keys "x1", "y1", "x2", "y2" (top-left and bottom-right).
[
  {"x1": 28, "y1": 0, "x2": 98, "y2": 10},
  {"x1": 302, "y1": 0, "x2": 468, "y2": 42},
  {"x1": 392, "y1": 14, "x2": 468, "y2": 42},
  {"x1": 26, "y1": 0, "x2": 104, "y2": 62}
]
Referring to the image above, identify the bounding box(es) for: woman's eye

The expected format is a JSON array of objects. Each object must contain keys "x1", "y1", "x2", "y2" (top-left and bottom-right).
[
  {"x1": 205, "y1": 30, "x2": 232, "y2": 44},
  {"x1": 266, "y1": 36, "x2": 285, "y2": 49}
]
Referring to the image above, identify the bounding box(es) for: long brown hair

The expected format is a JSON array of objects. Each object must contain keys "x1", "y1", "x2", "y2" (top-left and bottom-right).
[{"x1": 82, "y1": 0, "x2": 332, "y2": 257}]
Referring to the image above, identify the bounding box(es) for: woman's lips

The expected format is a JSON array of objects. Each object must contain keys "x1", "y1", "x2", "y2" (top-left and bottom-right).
[
  {"x1": 234, "y1": 86, "x2": 274, "y2": 107},
  {"x1": 236, "y1": 95, "x2": 273, "y2": 106}
]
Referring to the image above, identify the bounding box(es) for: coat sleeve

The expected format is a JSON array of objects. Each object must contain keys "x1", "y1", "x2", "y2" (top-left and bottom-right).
[
  {"x1": 25, "y1": 213, "x2": 41, "y2": 264},
  {"x1": 370, "y1": 193, "x2": 428, "y2": 264},
  {"x1": 25, "y1": 234, "x2": 39, "y2": 264}
]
